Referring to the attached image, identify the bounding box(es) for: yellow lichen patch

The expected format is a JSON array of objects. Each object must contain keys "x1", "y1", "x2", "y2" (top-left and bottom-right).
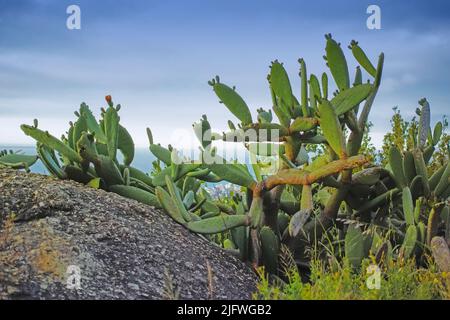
[
  {"x1": 27, "y1": 221, "x2": 72, "y2": 281},
  {"x1": 32, "y1": 242, "x2": 66, "y2": 279},
  {"x1": 0, "y1": 214, "x2": 20, "y2": 270},
  {"x1": 0, "y1": 212, "x2": 16, "y2": 247}
]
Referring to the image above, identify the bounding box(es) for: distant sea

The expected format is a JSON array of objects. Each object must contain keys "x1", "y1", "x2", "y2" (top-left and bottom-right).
[{"x1": 0, "y1": 145, "x2": 156, "y2": 175}]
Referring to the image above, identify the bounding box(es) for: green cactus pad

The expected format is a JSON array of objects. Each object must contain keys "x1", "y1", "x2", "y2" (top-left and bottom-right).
[
  {"x1": 402, "y1": 151, "x2": 416, "y2": 185},
  {"x1": 300, "y1": 185, "x2": 313, "y2": 210},
  {"x1": 409, "y1": 175, "x2": 424, "y2": 200},
  {"x1": 309, "y1": 74, "x2": 322, "y2": 101},
  {"x1": 123, "y1": 167, "x2": 131, "y2": 185},
  {"x1": 432, "y1": 122, "x2": 443, "y2": 146},
  {"x1": 289, "y1": 117, "x2": 319, "y2": 133},
  {"x1": 182, "y1": 190, "x2": 195, "y2": 209},
  {"x1": 21, "y1": 125, "x2": 82, "y2": 163},
  {"x1": 95, "y1": 156, "x2": 124, "y2": 186},
  {"x1": 299, "y1": 59, "x2": 309, "y2": 117},
  {"x1": 388, "y1": 146, "x2": 407, "y2": 188},
  {"x1": 321, "y1": 72, "x2": 328, "y2": 99},
  {"x1": 353, "y1": 66, "x2": 362, "y2": 87},
  {"x1": 270, "y1": 61, "x2": 294, "y2": 112},
  {"x1": 417, "y1": 221, "x2": 426, "y2": 245},
  {"x1": 260, "y1": 226, "x2": 280, "y2": 274},
  {"x1": 356, "y1": 189, "x2": 399, "y2": 215},
  {"x1": 231, "y1": 226, "x2": 249, "y2": 261},
  {"x1": 412, "y1": 148, "x2": 430, "y2": 197},
  {"x1": 427, "y1": 207, "x2": 441, "y2": 246},
  {"x1": 249, "y1": 196, "x2": 264, "y2": 228},
  {"x1": 205, "y1": 154, "x2": 256, "y2": 189},
  {"x1": 150, "y1": 144, "x2": 172, "y2": 165},
  {"x1": 349, "y1": 40, "x2": 376, "y2": 77},
  {"x1": 345, "y1": 224, "x2": 365, "y2": 268},
  {"x1": 277, "y1": 212, "x2": 290, "y2": 235},
  {"x1": 423, "y1": 145, "x2": 435, "y2": 164},
  {"x1": 118, "y1": 125, "x2": 135, "y2": 166},
  {"x1": 36, "y1": 143, "x2": 67, "y2": 179},
  {"x1": 402, "y1": 187, "x2": 415, "y2": 226},
  {"x1": 325, "y1": 34, "x2": 349, "y2": 91},
  {"x1": 165, "y1": 175, "x2": 192, "y2": 222},
  {"x1": 435, "y1": 161, "x2": 450, "y2": 198},
  {"x1": 401, "y1": 225, "x2": 418, "y2": 259},
  {"x1": 119, "y1": 165, "x2": 153, "y2": 187},
  {"x1": 318, "y1": 100, "x2": 347, "y2": 159},
  {"x1": 103, "y1": 106, "x2": 120, "y2": 161},
  {"x1": 193, "y1": 116, "x2": 212, "y2": 149},
  {"x1": 155, "y1": 186, "x2": 186, "y2": 225},
  {"x1": 201, "y1": 211, "x2": 220, "y2": 219},
  {"x1": 257, "y1": 108, "x2": 273, "y2": 124},
  {"x1": 152, "y1": 163, "x2": 201, "y2": 186},
  {"x1": 272, "y1": 104, "x2": 291, "y2": 128},
  {"x1": 331, "y1": 83, "x2": 372, "y2": 116},
  {"x1": 109, "y1": 185, "x2": 160, "y2": 207},
  {"x1": 304, "y1": 154, "x2": 330, "y2": 172},
  {"x1": 414, "y1": 197, "x2": 423, "y2": 223},
  {"x1": 200, "y1": 200, "x2": 221, "y2": 215},
  {"x1": 186, "y1": 214, "x2": 249, "y2": 234},
  {"x1": 212, "y1": 82, "x2": 252, "y2": 125},
  {"x1": 77, "y1": 133, "x2": 123, "y2": 186},
  {"x1": 72, "y1": 115, "x2": 88, "y2": 153},
  {"x1": 79, "y1": 103, "x2": 107, "y2": 143}
]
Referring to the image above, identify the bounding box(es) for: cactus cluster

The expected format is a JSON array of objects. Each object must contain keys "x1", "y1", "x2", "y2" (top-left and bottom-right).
[
  {"x1": 19, "y1": 97, "x2": 254, "y2": 239},
  {"x1": 19, "y1": 34, "x2": 449, "y2": 275},
  {"x1": 338, "y1": 98, "x2": 450, "y2": 268},
  {"x1": 21, "y1": 97, "x2": 162, "y2": 207},
  {"x1": 186, "y1": 34, "x2": 449, "y2": 273},
  {"x1": 181, "y1": 34, "x2": 388, "y2": 271}
]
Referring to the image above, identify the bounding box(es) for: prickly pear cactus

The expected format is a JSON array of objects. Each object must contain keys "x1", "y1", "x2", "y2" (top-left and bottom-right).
[
  {"x1": 21, "y1": 96, "x2": 161, "y2": 209},
  {"x1": 170, "y1": 34, "x2": 388, "y2": 271},
  {"x1": 18, "y1": 34, "x2": 449, "y2": 275}
]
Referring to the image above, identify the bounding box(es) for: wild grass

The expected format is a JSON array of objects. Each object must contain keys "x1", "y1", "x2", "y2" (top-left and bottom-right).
[{"x1": 253, "y1": 256, "x2": 450, "y2": 300}]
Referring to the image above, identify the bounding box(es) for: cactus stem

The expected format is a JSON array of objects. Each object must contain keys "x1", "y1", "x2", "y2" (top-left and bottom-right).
[{"x1": 258, "y1": 155, "x2": 367, "y2": 191}]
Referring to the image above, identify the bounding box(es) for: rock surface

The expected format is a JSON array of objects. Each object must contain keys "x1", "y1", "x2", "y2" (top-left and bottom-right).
[
  {"x1": 431, "y1": 236, "x2": 450, "y2": 273},
  {"x1": 0, "y1": 169, "x2": 257, "y2": 299}
]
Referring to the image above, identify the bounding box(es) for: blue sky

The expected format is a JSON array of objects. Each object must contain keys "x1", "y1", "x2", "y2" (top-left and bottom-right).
[{"x1": 0, "y1": 0, "x2": 449, "y2": 148}]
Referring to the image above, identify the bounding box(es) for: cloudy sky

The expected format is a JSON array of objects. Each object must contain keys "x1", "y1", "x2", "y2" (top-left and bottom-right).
[{"x1": 0, "y1": 0, "x2": 449, "y2": 149}]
